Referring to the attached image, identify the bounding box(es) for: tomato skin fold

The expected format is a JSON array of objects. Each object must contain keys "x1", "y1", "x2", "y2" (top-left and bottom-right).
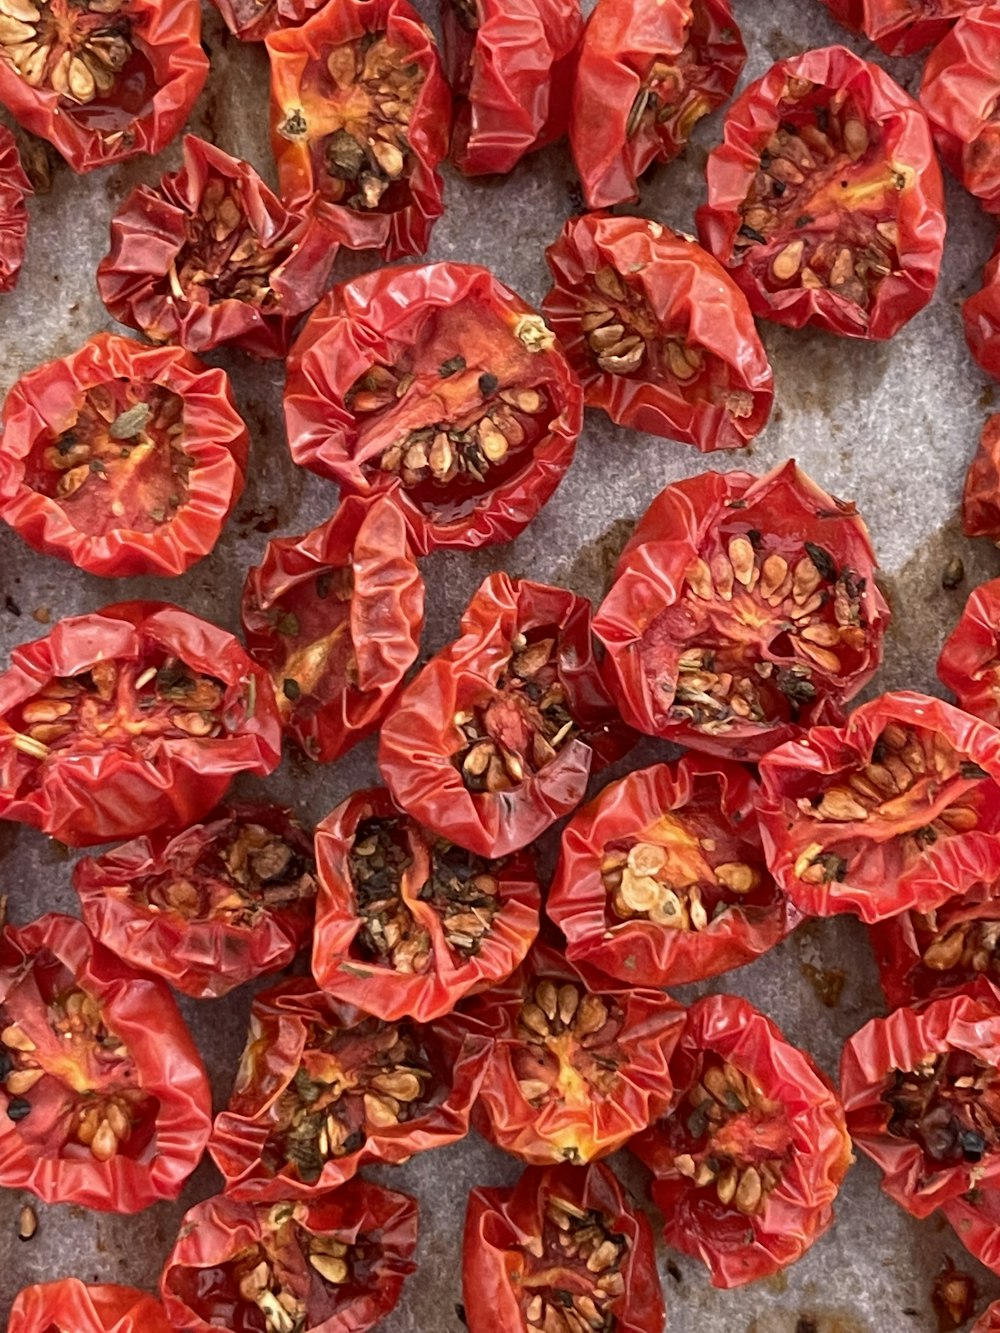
[
  {"x1": 821, "y1": 0, "x2": 979, "y2": 56},
  {"x1": 8, "y1": 1280, "x2": 174, "y2": 1332},
  {"x1": 961, "y1": 422, "x2": 1000, "y2": 543},
  {"x1": 938, "y1": 579, "x2": 1000, "y2": 725},
  {"x1": 0, "y1": 124, "x2": 29, "y2": 293}
]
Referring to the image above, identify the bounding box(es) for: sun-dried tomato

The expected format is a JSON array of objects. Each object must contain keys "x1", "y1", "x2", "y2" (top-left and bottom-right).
[
  {"x1": 72, "y1": 803, "x2": 317, "y2": 1000},
  {"x1": 945, "y1": 1186, "x2": 1000, "y2": 1280},
  {"x1": 542, "y1": 213, "x2": 772, "y2": 450},
  {"x1": 311, "y1": 786, "x2": 540, "y2": 1022},
  {"x1": 0, "y1": 333, "x2": 249, "y2": 578},
  {"x1": 0, "y1": 600, "x2": 282, "y2": 846},
  {"x1": 822, "y1": 0, "x2": 979, "y2": 56},
  {"x1": 631, "y1": 993, "x2": 852, "y2": 1288},
  {"x1": 548, "y1": 756, "x2": 796, "y2": 989},
  {"x1": 441, "y1": 0, "x2": 582, "y2": 177},
  {"x1": 841, "y1": 979, "x2": 1000, "y2": 1219},
  {"x1": 697, "y1": 45, "x2": 945, "y2": 340},
  {"x1": 8, "y1": 1280, "x2": 173, "y2": 1333},
  {"x1": 379, "y1": 574, "x2": 633, "y2": 859},
  {"x1": 939, "y1": 581, "x2": 1000, "y2": 729},
  {"x1": 0, "y1": 913, "x2": 211, "y2": 1212},
  {"x1": 241, "y1": 494, "x2": 424, "y2": 766},
  {"x1": 593, "y1": 460, "x2": 888, "y2": 760},
  {"x1": 462, "y1": 1162, "x2": 665, "y2": 1333},
  {"x1": 284, "y1": 262, "x2": 583, "y2": 553},
  {"x1": 96, "y1": 136, "x2": 336, "y2": 361},
  {"x1": 160, "y1": 1183, "x2": 418, "y2": 1333},
  {"x1": 964, "y1": 420, "x2": 1000, "y2": 543},
  {"x1": 0, "y1": 123, "x2": 29, "y2": 292},
  {"x1": 266, "y1": 0, "x2": 451, "y2": 260},
  {"x1": 0, "y1": 0, "x2": 207, "y2": 172},
  {"x1": 208, "y1": 0, "x2": 319, "y2": 40},
  {"x1": 965, "y1": 247, "x2": 1000, "y2": 386},
  {"x1": 208, "y1": 978, "x2": 489, "y2": 1200},
  {"x1": 569, "y1": 0, "x2": 745, "y2": 209}
]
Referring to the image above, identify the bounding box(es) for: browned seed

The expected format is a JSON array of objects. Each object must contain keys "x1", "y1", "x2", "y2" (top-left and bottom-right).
[
  {"x1": 17, "y1": 1204, "x2": 36, "y2": 1241},
  {"x1": 21, "y1": 699, "x2": 72, "y2": 725},
  {"x1": 674, "y1": 1153, "x2": 697, "y2": 1177},
  {"x1": 715, "y1": 862, "x2": 759, "y2": 894},
  {"x1": 759, "y1": 553, "x2": 789, "y2": 600},
  {"x1": 363, "y1": 1093, "x2": 399, "y2": 1127},
  {"x1": 428, "y1": 432, "x2": 453, "y2": 478},
  {"x1": 666, "y1": 341, "x2": 699, "y2": 381},
  {"x1": 588, "y1": 322, "x2": 627, "y2": 350},
  {"x1": 598, "y1": 340, "x2": 646, "y2": 374},
  {"x1": 728, "y1": 536, "x2": 756, "y2": 586},
  {"x1": 817, "y1": 787, "x2": 869, "y2": 821},
  {"x1": 585, "y1": 1240, "x2": 619, "y2": 1273},
  {"x1": 477, "y1": 417, "x2": 509, "y2": 463},
  {"x1": 711, "y1": 553, "x2": 734, "y2": 601},
  {"x1": 6, "y1": 1068, "x2": 43, "y2": 1095},
  {"x1": 105, "y1": 1102, "x2": 130, "y2": 1139},
  {"x1": 371, "y1": 1070, "x2": 422, "y2": 1101},
  {"x1": 536, "y1": 979, "x2": 559, "y2": 1021},
  {"x1": 90, "y1": 1119, "x2": 118, "y2": 1162},
  {"x1": 685, "y1": 558, "x2": 713, "y2": 600},
  {"x1": 922, "y1": 929, "x2": 965, "y2": 970},
  {"x1": 939, "y1": 807, "x2": 978, "y2": 832},
  {"x1": 557, "y1": 984, "x2": 579, "y2": 1026},
  {"x1": 735, "y1": 1165, "x2": 763, "y2": 1214},
  {"x1": 800, "y1": 624, "x2": 841, "y2": 647},
  {"x1": 797, "y1": 640, "x2": 842, "y2": 674},
  {"x1": 593, "y1": 266, "x2": 626, "y2": 301},
  {"x1": 771, "y1": 240, "x2": 804, "y2": 281},
  {"x1": 518, "y1": 1078, "x2": 550, "y2": 1101},
  {"x1": 842, "y1": 118, "x2": 869, "y2": 161},
  {"x1": 716, "y1": 1164, "x2": 738, "y2": 1205},
  {"x1": 882, "y1": 723, "x2": 909, "y2": 751},
  {"x1": 521, "y1": 1002, "x2": 550, "y2": 1037},
  {"x1": 876, "y1": 220, "x2": 899, "y2": 249},
  {"x1": 310, "y1": 1252, "x2": 348, "y2": 1283},
  {"x1": 462, "y1": 741, "x2": 493, "y2": 778},
  {"x1": 581, "y1": 308, "x2": 615, "y2": 333},
  {"x1": 575, "y1": 994, "x2": 608, "y2": 1036},
  {"x1": 792, "y1": 556, "x2": 822, "y2": 602},
  {"x1": 1, "y1": 1024, "x2": 35, "y2": 1052},
  {"x1": 829, "y1": 247, "x2": 854, "y2": 288}
]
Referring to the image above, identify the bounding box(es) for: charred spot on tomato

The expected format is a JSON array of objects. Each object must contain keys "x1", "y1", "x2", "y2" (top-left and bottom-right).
[
  {"x1": 349, "y1": 816, "x2": 431, "y2": 974},
  {"x1": 517, "y1": 1192, "x2": 629, "y2": 1331},
  {"x1": 513, "y1": 980, "x2": 625, "y2": 1116},
  {"x1": 885, "y1": 1050, "x2": 1000, "y2": 1172},
  {"x1": 422, "y1": 839, "x2": 502, "y2": 959},
  {"x1": 0, "y1": 0, "x2": 134, "y2": 105},
  {"x1": 912, "y1": 907, "x2": 1000, "y2": 988}
]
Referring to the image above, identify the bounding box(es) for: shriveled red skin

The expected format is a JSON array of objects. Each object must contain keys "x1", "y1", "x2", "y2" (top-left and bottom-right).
[
  {"x1": 822, "y1": 0, "x2": 981, "y2": 56},
  {"x1": 0, "y1": 124, "x2": 30, "y2": 292},
  {"x1": 946, "y1": 1186, "x2": 1000, "y2": 1281},
  {"x1": 8, "y1": 1280, "x2": 174, "y2": 1333},
  {"x1": 939, "y1": 579, "x2": 1000, "y2": 728},
  {"x1": 962, "y1": 419, "x2": 1000, "y2": 543},
  {"x1": 965, "y1": 247, "x2": 1000, "y2": 386},
  {"x1": 973, "y1": 1301, "x2": 1000, "y2": 1333}
]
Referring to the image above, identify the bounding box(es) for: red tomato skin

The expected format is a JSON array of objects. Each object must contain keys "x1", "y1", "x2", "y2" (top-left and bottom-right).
[
  {"x1": 973, "y1": 1303, "x2": 1000, "y2": 1332},
  {"x1": 542, "y1": 213, "x2": 773, "y2": 450},
  {"x1": 961, "y1": 421, "x2": 1000, "y2": 542},
  {"x1": 631, "y1": 993, "x2": 852, "y2": 1288},
  {"x1": 822, "y1": 0, "x2": 980, "y2": 56},
  {"x1": 0, "y1": 333, "x2": 248, "y2": 577},
  {"x1": 0, "y1": 125, "x2": 29, "y2": 293},
  {"x1": 939, "y1": 579, "x2": 1000, "y2": 724},
  {"x1": 8, "y1": 1280, "x2": 173, "y2": 1332},
  {"x1": 696, "y1": 45, "x2": 945, "y2": 340},
  {"x1": 964, "y1": 244, "x2": 1000, "y2": 384},
  {"x1": 209, "y1": 0, "x2": 323, "y2": 39},
  {"x1": 946, "y1": 1186, "x2": 1000, "y2": 1278},
  {"x1": 569, "y1": 0, "x2": 745, "y2": 209}
]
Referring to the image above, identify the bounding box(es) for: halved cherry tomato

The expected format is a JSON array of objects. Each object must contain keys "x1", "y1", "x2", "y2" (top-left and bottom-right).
[
  {"x1": 569, "y1": 0, "x2": 745, "y2": 209},
  {"x1": 436, "y1": 944, "x2": 683, "y2": 1165},
  {"x1": 962, "y1": 420, "x2": 1000, "y2": 542},
  {"x1": 284, "y1": 262, "x2": 583, "y2": 553},
  {"x1": 841, "y1": 979, "x2": 1000, "y2": 1219},
  {"x1": 0, "y1": 333, "x2": 248, "y2": 578},
  {"x1": 756, "y1": 691, "x2": 1000, "y2": 923},
  {"x1": 542, "y1": 213, "x2": 772, "y2": 451},
  {"x1": 964, "y1": 248, "x2": 1000, "y2": 385},
  {"x1": 631, "y1": 993, "x2": 852, "y2": 1288},
  {"x1": 0, "y1": 913, "x2": 211, "y2": 1212},
  {"x1": 72, "y1": 803, "x2": 317, "y2": 1000},
  {"x1": 0, "y1": 0, "x2": 208, "y2": 172},
  {"x1": 241, "y1": 494, "x2": 424, "y2": 765},
  {"x1": 696, "y1": 45, "x2": 945, "y2": 340},
  {"x1": 939, "y1": 580, "x2": 1000, "y2": 727},
  {"x1": 160, "y1": 1183, "x2": 418, "y2": 1333},
  {"x1": 441, "y1": 0, "x2": 582, "y2": 177},
  {"x1": 96, "y1": 135, "x2": 337, "y2": 361},
  {"x1": 266, "y1": 0, "x2": 451, "y2": 260},
  {"x1": 462, "y1": 1162, "x2": 665, "y2": 1333},
  {"x1": 8, "y1": 1280, "x2": 173, "y2": 1333},
  {"x1": 0, "y1": 123, "x2": 29, "y2": 293},
  {"x1": 593, "y1": 460, "x2": 888, "y2": 760},
  {"x1": 0, "y1": 600, "x2": 282, "y2": 846},
  {"x1": 548, "y1": 756, "x2": 796, "y2": 988},
  {"x1": 208, "y1": 978, "x2": 489, "y2": 1200},
  {"x1": 379, "y1": 573, "x2": 633, "y2": 859},
  {"x1": 821, "y1": 0, "x2": 979, "y2": 56},
  {"x1": 311, "y1": 786, "x2": 540, "y2": 1022}
]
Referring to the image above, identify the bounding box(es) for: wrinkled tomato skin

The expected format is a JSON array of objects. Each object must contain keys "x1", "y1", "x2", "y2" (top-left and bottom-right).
[
  {"x1": 160, "y1": 1183, "x2": 418, "y2": 1333},
  {"x1": 441, "y1": 0, "x2": 582, "y2": 177},
  {"x1": 209, "y1": 0, "x2": 321, "y2": 40},
  {"x1": 946, "y1": 1186, "x2": 1000, "y2": 1278},
  {"x1": 696, "y1": 45, "x2": 945, "y2": 340},
  {"x1": 593, "y1": 460, "x2": 888, "y2": 760},
  {"x1": 631, "y1": 993, "x2": 852, "y2": 1288},
  {"x1": 0, "y1": 0, "x2": 208, "y2": 172},
  {"x1": 964, "y1": 248, "x2": 1000, "y2": 385},
  {"x1": 378, "y1": 573, "x2": 634, "y2": 859},
  {"x1": 0, "y1": 914, "x2": 211, "y2": 1212},
  {"x1": 0, "y1": 600, "x2": 282, "y2": 846},
  {"x1": 963, "y1": 420, "x2": 1000, "y2": 541},
  {"x1": 840, "y1": 980, "x2": 1000, "y2": 1219},
  {"x1": 0, "y1": 333, "x2": 249, "y2": 577},
  {"x1": 822, "y1": 0, "x2": 980, "y2": 56},
  {"x1": 8, "y1": 1280, "x2": 174, "y2": 1332},
  {"x1": 267, "y1": 0, "x2": 451, "y2": 260},
  {"x1": 973, "y1": 1302, "x2": 1000, "y2": 1332},
  {"x1": 241, "y1": 495, "x2": 424, "y2": 765},
  {"x1": 462, "y1": 1162, "x2": 665, "y2": 1333},
  {"x1": 920, "y1": 10, "x2": 1000, "y2": 214},
  {"x1": 97, "y1": 136, "x2": 337, "y2": 360},
  {"x1": 0, "y1": 125, "x2": 29, "y2": 293},
  {"x1": 548, "y1": 757, "x2": 798, "y2": 988},
  {"x1": 311, "y1": 786, "x2": 540, "y2": 1022},
  {"x1": 542, "y1": 213, "x2": 773, "y2": 451},
  {"x1": 569, "y1": 0, "x2": 745, "y2": 210},
  {"x1": 939, "y1": 580, "x2": 1000, "y2": 726},
  {"x1": 284, "y1": 263, "x2": 583, "y2": 553},
  {"x1": 72, "y1": 803, "x2": 317, "y2": 1000}
]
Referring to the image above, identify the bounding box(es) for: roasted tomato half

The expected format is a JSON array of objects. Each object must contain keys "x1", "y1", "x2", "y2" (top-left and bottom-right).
[
  {"x1": 696, "y1": 45, "x2": 945, "y2": 340},
  {"x1": 97, "y1": 136, "x2": 336, "y2": 361},
  {"x1": 0, "y1": 333, "x2": 248, "y2": 578},
  {"x1": 241, "y1": 494, "x2": 424, "y2": 765},
  {"x1": 920, "y1": 10, "x2": 1000, "y2": 214},
  {"x1": 441, "y1": 0, "x2": 582, "y2": 177},
  {"x1": 593, "y1": 460, "x2": 888, "y2": 760},
  {"x1": 756, "y1": 691, "x2": 1000, "y2": 923},
  {"x1": 542, "y1": 214, "x2": 773, "y2": 451},
  {"x1": 0, "y1": 913, "x2": 211, "y2": 1212},
  {"x1": 0, "y1": 600, "x2": 281, "y2": 846},
  {"x1": 0, "y1": 0, "x2": 207, "y2": 172},
  {"x1": 939, "y1": 580, "x2": 1000, "y2": 726},
  {"x1": 631, "y1": 993, "x2": 852, "y2": 1288},
  {"x1": 379, "y1": 573, "x2": 633, "y2": 859},
  {"x1": 841, "y1": 980, "x2": 1000, "y2": 1219},
  {"x1": 160, "y1": 1184, "x2": 417, "y2": 1333},
  {"x1": 267, "y1": 0, "x2": 451, "y2": 261},
  {"x1": 284, "y1": 262, "x2": 583, "y2": 553},
  {"x1": 462, "y1": 1163, "x2": 665, "y2": 1333},
  {"x1": 437, "y1": 946, "x2": 683, "y2": 1166},
  {"x1": 946, "y1": 1187, "x2": 1000, "y2": 1279},
  {"x1": 569, "y1": 0, "x2": 745, "y2": 210},
  {"x1": 311, "y1": 786, "x2": 540, "y2": 1022},
  {"x1": 822, "y1": 0, "x2": 979, "y2": 56},
  {"x1": 962, "y1": 420, "x2": 1000, "y2": 542},
  {"x1": 965, "y1": 247, "x2": 1000, "y2": 386},
  {"x1": 548, "y1": 757, "x2": 796, "y2": 989},
  {"x1": 0, "y1": 123, "x2": 29, "y2": 293},
  {"x1": 8, "y1": 1280, "x2": 173, "y2": 1333},
  {"x1": 72, "y1": 803, "x2": 317, "y2": 1000},
  {"x1": 209, "y1": 978, "x2": 488, "y2": 1200}
]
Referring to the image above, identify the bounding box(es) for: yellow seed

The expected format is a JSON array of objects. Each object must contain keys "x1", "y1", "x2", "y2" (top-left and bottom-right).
[
  {"x1": 735, "y1": 1165, "x2": 763, "y2": 1214},
  {"x1": 685, "y1": 557, "x2": 713, "y2": 600},
  {"x1": 90, "y1": 1119, "x2": 118, "y2": 1162},
  {"x1": 771, "y1": 239, "x2": 804, "y2": 281},
  {"x1": 715, "y1": 862, "x2": 759, "y2": 894},
  {"x1": 310, "y1": 1252, "x2": 348, "y2": 1283},
  {"x1": 17, "y1": 1204, "x2": 37, "y2": 1240},
  {"x1": 6, "y1": 1067, "x2": 43, "y2": 1095},
  {"x1": 817, "y1": 787, "x2": 869, "y2": 821},
  {"x1": 759, "y1": 553, "x2": 789, "y2": 600},
  {"x1": 716, "y1": 1165, "x2": 738, "y2": 1205},
  {"x1": 728, "y1": 536, "x2": 756, "y2": 586},
  {"x1": 842, "y1": 118, "x2": 869, "y2": 161},
  {"x1": 1, "y1": 1025, "x2": 35, "y2": 1052}
]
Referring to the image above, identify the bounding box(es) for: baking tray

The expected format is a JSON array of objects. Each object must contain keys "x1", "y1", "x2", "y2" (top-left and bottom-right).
[{"x1": 3, "y1": 0, "x2": 1000, "y2": 1328}]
